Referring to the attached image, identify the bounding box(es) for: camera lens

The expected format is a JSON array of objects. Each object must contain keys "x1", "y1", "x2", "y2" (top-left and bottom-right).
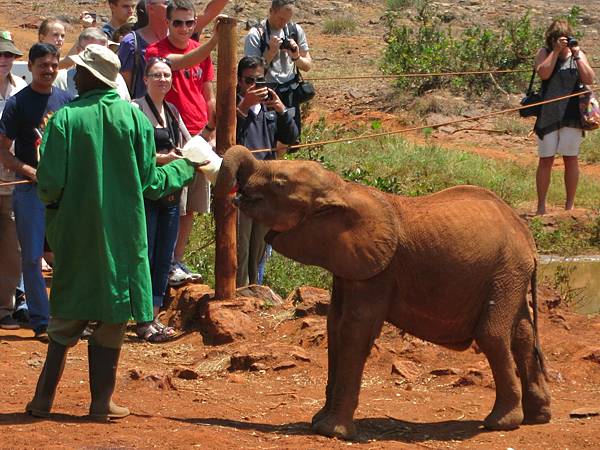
[{"x1": 567, "y1": 36, "x2": 578, "y2": 47}]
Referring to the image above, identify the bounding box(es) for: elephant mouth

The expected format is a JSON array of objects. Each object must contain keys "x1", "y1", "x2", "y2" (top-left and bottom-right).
[{"x1": 265, "y1": 229, "x2": 280, "y2": 244}]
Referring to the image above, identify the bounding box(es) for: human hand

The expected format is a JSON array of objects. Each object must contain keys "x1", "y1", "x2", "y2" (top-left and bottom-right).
[
  {"x1": 264, "y1": 88, "x2": 285, "y2": 113},
  {"x1": 80, "y1": 11, "x2": 97, "y2": 28},
  {"x1": 553, "y1": 36, "x2": 568, "y2": 53},
  {"x1": 284, "y1": 38, "x2": 300, "y2": 58},
  {"x1": 157, "y1": 150, "x2": 183, "y2": 165},
  {"x1": 267, "y1": 35, "x2": 282, "y2": 55},
  {"x1": 24, "y1": 166, "x2": 37, "y2": 183},
  {"x1": 241, "y1": 84, "x2": 269, "y2": 108}
]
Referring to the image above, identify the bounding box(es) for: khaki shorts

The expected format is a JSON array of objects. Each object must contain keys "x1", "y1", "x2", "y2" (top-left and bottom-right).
[
  {"x1": 537, "y1": 127, "x2": 583, "y2": 158},
  {"x1": 180, "y1": 172, "x2": 210, "y2": 215}
]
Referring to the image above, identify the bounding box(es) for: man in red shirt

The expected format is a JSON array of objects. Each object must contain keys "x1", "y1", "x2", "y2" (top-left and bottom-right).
[{"x1": 145, "y1": 0, "x2": 216, "y2": 283}]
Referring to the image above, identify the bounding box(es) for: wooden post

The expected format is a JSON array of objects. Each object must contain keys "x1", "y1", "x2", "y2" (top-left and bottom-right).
[{"x1": 214, "y1": 17, "x2": 238, "y2": 300}]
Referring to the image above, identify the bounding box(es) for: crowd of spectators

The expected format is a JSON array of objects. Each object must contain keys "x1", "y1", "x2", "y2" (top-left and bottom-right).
[{"x1": 0, "y1": 0, "x2": 311, "y2": 342}]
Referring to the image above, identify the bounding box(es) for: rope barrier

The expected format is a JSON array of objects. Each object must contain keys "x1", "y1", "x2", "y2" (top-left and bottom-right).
[
  {"x1": 249, "y1": 88, "x2": 596, "y2": 154},
  {"x1": 304, "y1": 66, "x2": 600, "y2": 82},
  {"x1": 0, "y1": 179, "x2": 32, "y2": 187}
]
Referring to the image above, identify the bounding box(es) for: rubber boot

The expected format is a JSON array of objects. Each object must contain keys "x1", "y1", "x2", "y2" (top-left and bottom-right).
[
  {"x1": 26, "y1": 339, "x2": 68, "y2": 417},
  {"x1": 88, "y1": 345, "x2": 130, "y2": 421}
]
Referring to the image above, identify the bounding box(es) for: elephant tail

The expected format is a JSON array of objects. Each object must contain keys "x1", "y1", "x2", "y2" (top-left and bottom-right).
[{"x1": 531, "y1": 259, "x2": 549, "y2": 380}]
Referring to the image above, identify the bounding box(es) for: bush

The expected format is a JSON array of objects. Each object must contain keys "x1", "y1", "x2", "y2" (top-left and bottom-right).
[
  {"x1": 381, "y1": 5, "x2": 583, "y2": 95},
  {"x1": 322, "y1": 17, "x2": 356, "y2": 35}
]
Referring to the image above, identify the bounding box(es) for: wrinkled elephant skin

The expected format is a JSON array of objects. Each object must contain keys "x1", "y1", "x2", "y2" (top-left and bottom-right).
[{"x1": 215, "y1": 146, "x2": 551, "y2": 440}]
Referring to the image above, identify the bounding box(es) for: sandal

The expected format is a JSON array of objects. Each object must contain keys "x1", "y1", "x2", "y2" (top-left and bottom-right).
[{"x1": 136, "y1": 321, "x2": 177, "y2": 343}]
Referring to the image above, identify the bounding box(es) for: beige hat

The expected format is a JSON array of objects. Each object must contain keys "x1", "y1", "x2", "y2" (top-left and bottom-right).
[
  {"x1": 0, "y1": 31, "x2": 23, "y2": 57},
  {"x1": 71, "y1": 44, "x2": 120, "y2": 89}
]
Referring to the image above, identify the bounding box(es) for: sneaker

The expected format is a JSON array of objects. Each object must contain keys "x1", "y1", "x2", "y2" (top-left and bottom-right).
[
  {"x1": 33, "y1": 325, "x2": 48, "y2": 338},
  {"x1": 176, "y1": 261, "x2": 203, "y2": 283},
  {"x1": 12, "y1": 308, "x2": 30, "y2": 325},
  {"x1": 168, "y1": 264, "x2": 192, "y2": 287},
  {"x1": 0, "y1": 315, "x2": 20, "y2": 330}
]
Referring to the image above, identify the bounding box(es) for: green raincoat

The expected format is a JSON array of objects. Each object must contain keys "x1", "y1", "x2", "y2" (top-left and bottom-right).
[{"x1": 37, "y1": 89, "x2": 195, "y2": 323}]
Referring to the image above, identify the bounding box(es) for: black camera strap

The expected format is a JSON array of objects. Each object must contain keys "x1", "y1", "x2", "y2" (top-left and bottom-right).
[{"x1": 144, "y1": 95, "x2": 179, "y2": 148}]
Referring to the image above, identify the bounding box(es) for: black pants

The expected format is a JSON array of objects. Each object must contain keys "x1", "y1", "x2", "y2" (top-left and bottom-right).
[{"x1": 273, "y1": 84, "x2": 302, "y2": 141}]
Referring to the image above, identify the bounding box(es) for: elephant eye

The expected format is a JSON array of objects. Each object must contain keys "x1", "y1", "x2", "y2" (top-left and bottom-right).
[{"x1": 272, "y1": 178, "x2": 286, "y2": 189}]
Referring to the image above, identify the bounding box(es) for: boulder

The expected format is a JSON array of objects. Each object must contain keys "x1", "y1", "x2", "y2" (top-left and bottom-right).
[
  {"x1": 236, "y1": 284, "x2": 284, "y2": 307},
  {"x1": 229, "y1": 343, "x2": 311, "y2": 371},
  {"x1": 286, "y1": 286, "x2": 330, "y2": 317},
  {"x1": 162, "y1": 284, "x2": 212, "y2": 330},
  {"x1": 391, "y1": 359, "x2": 420, "y2": 381},
  {"x1": 200, "y1": 301, "x2": 257, "y2": 345}
]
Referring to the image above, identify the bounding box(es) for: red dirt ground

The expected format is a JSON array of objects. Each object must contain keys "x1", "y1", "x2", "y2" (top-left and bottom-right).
[
  {"x1": 2, "y1": 285, "x2": 600, "y2": 449},
  {"x1": 2, "y1": 1, "x2": 600, "y2": 448}
]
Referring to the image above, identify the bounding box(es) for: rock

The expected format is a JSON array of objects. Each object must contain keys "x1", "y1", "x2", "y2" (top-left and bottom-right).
[
  {"x1": 300, "y1": 317, "x2": 323, "y2": 329},
  {"x1": 582, "y1": 349, "x2": 600, "y2": 364},
  {"x1": 128, "y1": 368, "x2": 143, "y2": 380},
  {"x1": 430, "y1": 367, "x2": 460, "y2": 376},
  {"x1": 391, "y1": 360, "x2": 420, "y2": 381},
  {"x1": 173, "y1": 367, "x2": 199, "y2": 380},
  {"x1": 236, "y1": 284, "x2": 283, "y2": 307},
  {"x1": 144, "y1": 374, "x2": 176, "y2": 390},
  {"x1": 201, "y1": 301, "x2": 257, "y2": 345},
  {"x1": 451, "y1": 369, "x2": 485, "y2": 387},
  {"x1": 286, "y1": 286, "x2": 330, "y2": 317},
  {"x1": 162, "y1": 284, "x2": 212, "y2": 330},
  {"x1": 570, "y1": 408, "x2": 600, "y2": 418},
  {"x1": 229, "y1": 344, "x2": 310, "y2": 371}
]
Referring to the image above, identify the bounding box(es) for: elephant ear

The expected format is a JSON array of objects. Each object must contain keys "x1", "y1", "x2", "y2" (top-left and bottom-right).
[{"x1": 268, "y1": 185, "x2": 398, "y2": 280}]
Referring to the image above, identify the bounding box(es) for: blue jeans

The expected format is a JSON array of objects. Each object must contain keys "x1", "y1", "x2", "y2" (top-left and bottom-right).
[
  {"x1": 145, "y1": 200, "x2": 180, "y2": 309},
  {"x1": 12, "y1": 184, "x2": 49, "y2": 330}
]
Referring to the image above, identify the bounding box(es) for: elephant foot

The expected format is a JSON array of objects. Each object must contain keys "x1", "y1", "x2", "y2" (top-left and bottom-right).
[
  {"x1": 483, "y1": 407, "x2": 523, "y2": 431},
  {"x1": 312, "y1": 414, "x2": 357, "y2": 440},
  {"x1": 311, "y1": 404, "x2": 329, "y2": 426},
  {"x1": 522, "y1": 388, "x2": 551, "y2": 425}
]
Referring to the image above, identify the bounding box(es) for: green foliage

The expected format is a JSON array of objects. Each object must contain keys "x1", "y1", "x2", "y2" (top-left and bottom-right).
[
  {"x1": 528, "y1": 216, "x2": 600, "y2": 255},
  {"x1": 551, "y1": 264, "x2": 586, "y2": 308},
  {"x1": 263, "y1": 253, "x2": 331, "y2": 298},
  {"x1": 322, "y1": 17, "x2": 357, "y2": 35},
  {"x1": 381, "y1": 7, "x2": 550, "y2": 94},
  {"x1": 580, "y1": 130, "x2": 600, "y2": 163}
]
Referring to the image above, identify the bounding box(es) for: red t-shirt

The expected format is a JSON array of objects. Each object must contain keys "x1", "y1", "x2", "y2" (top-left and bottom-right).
[{"x1": 145, "y1": 37, "x2": 214, "y2": 135}]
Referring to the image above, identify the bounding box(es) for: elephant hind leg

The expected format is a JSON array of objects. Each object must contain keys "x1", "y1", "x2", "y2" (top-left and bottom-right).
[
  {"x1": 512, "y1": 303, "x2": 551, "y2": 425},
  {"x1": 475, "y1": 293, "x2": 524, "y2": 430}
]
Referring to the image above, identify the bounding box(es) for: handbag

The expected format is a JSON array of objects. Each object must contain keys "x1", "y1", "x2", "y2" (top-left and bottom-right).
[
  {"x1": 294, "y1": 70, "x2": 316, "y2": 104},
  {"x1": 519, "y1": 67, "x2": 543, "y2": 118},
  {"x1": 578, "y1": 87, "x2": 600, "y2": 131}
]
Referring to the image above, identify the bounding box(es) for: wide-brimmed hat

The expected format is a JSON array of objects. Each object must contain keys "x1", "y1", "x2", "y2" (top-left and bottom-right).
[
  {"x1": 71, "y1": 44, "x2": 120, "y2": 89},
  {"x1": 0, "y1": 31, "x2": 23, "y2": 57}
]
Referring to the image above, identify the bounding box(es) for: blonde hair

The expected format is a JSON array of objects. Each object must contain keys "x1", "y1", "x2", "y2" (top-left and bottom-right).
[{"x1": 544, "y1": 20, "x2": 573, "y2": 49}]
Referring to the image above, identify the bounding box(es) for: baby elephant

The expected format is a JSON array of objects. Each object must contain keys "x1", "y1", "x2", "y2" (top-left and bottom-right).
[{"x1": 215, "y1": 146, "x2": 551, "y2": 440}]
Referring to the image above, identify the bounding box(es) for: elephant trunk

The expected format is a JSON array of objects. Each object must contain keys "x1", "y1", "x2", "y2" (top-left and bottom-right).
[{"x1": 214, "y1": 145, "x2": 259, "y2": 198}]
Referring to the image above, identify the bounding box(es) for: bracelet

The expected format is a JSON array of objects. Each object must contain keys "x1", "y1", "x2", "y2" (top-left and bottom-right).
[{"x1": 203, "y1": 123, "x2": 215, "y2": 132}]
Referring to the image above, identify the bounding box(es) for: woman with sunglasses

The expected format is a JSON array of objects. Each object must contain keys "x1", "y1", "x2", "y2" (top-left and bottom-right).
[{"x1": 132, "y1": 57, "x2": 190, "y2": 342}]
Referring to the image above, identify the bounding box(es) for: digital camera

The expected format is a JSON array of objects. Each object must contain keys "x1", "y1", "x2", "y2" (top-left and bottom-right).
[
  {"x1": 567, "y1": 36, "x2": 578, "y2": 47},
  {"x1": 280, "y1": 38, "x2": 294, "y2": 50}
]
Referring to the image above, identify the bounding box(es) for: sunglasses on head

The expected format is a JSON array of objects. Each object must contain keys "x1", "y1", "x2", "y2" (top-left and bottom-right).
[
  {"x1": 243, "y1": 76, "x2": 265, "y2": 84},
  {"x1": 171, "y1": 19, "x2": 196, "y2": 28},
  {"x1": 0, "y1": 52, "x2": 16, "y2": 58}
]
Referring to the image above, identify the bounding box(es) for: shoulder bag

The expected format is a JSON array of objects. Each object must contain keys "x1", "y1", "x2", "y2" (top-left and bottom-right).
[{"x1": 519, "y1": 67, "x2": 543, "y2": 118}]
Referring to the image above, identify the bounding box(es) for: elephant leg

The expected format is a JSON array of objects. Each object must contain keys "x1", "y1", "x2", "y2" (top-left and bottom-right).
[
  {"x1": 311, "y1": 279, "x2": 342, "y2": 427},
  {"x1": 475, "y1": 288, "x2": 524, "y2": 430},
  {"x1": 311, "y1": 280, "x2": 388, "y2": 440},
  {"x1": 512, "y1": 303, "x2": 551, "y2": 425}
]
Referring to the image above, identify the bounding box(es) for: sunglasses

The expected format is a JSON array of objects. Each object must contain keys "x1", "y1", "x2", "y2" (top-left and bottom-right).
[
  {"x1": 243, "y1": 76, "x2": 265, "y2": 84},
  {"x1": 147, "y1": 72, "x2": 172, "y2": 80},
  {"x1": 0, "y1": 52, "x2": 17, "y2": 58},
  {"x1": 171, "y1": 19, "x2": 196, "y2": 28}
]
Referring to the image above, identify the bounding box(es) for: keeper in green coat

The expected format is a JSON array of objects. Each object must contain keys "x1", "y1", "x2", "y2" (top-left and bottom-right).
[{"x1": 26, "y1": 44, "x2": 199, "y2": 421}]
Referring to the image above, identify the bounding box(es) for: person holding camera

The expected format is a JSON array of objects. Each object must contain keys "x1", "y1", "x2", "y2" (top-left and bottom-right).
[
  {"x1": 235, "y1": 56, "x2": 298, "y2": 287},
  {"x1": 244, "y1": 0, "x2": 311, "y2": 138},
  {"x1": 533, "y1": 20, "x2": 595, "y2": 215}
]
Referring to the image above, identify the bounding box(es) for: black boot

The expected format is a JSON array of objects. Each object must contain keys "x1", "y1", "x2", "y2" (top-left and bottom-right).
[
  {"x1": 88, "y1": 345, "x2": 129, "y2": 421},
  {"x1": 26, "y1": 339, "x2": 68, "y2": 417}
]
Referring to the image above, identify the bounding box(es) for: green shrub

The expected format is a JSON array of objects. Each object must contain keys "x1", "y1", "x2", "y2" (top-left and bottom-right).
[
  {"x1": 381, "y1": 6, "x2": 583, "y2": 95},
  {"x1": 322, "y1": 17, "x2": 356, "y2": 35}
]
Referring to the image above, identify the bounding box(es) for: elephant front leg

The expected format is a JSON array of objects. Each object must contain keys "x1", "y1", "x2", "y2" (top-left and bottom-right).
[
  {"x1": 311, "y1": 283, "x2": 342, "y2": 426},
  {"x1": 311, "y1": 281, "x2": 387, "y2": 440}
]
